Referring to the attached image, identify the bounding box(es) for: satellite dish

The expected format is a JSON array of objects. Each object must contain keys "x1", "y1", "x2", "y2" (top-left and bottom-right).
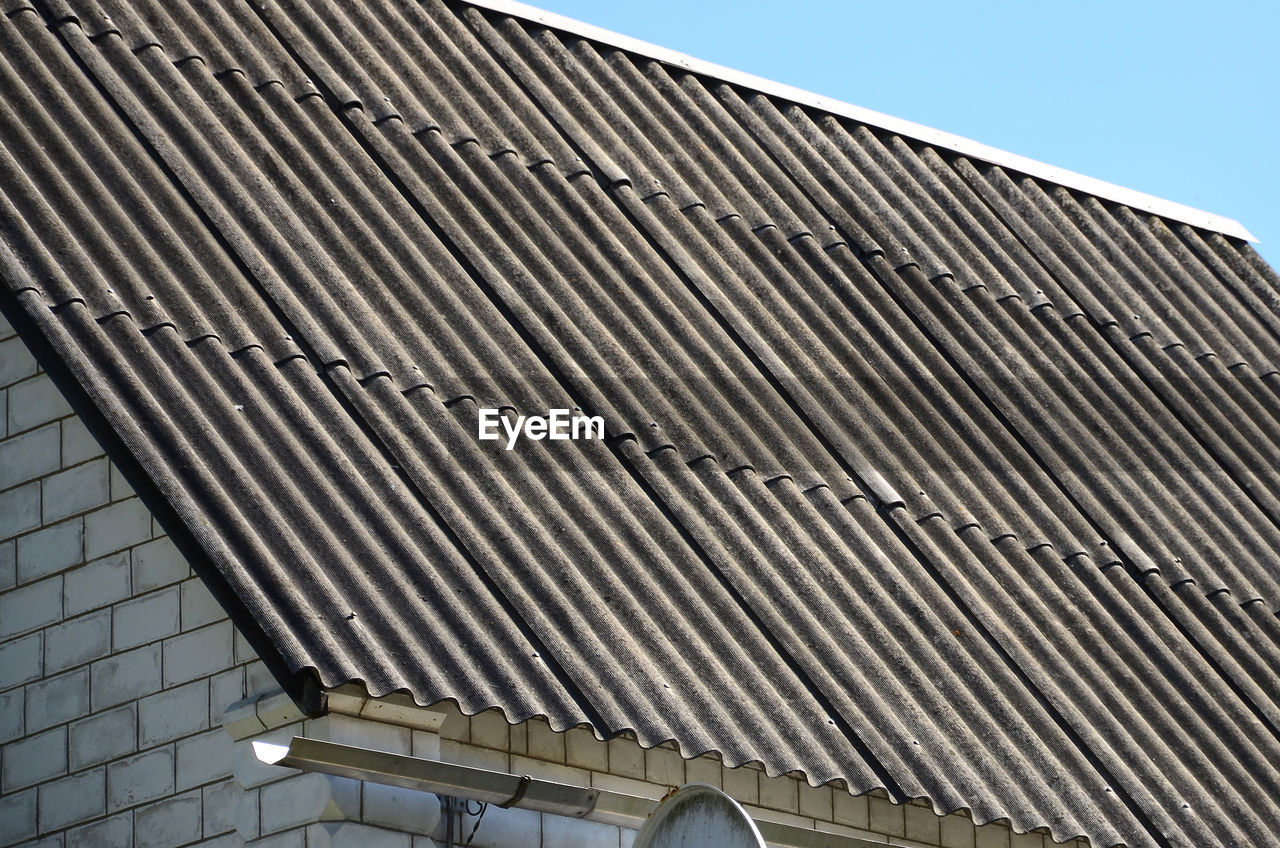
[{"x1": 633, "y1": 783, "x2": 767, "y2": 848}]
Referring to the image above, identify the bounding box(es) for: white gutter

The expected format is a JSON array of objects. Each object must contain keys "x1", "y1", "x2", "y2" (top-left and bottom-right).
[
  {"x1": 463, "y1": 0, "x2": 1256, "y2": 243},
  {"x1": 255, "y1": 736, "x2": 893, "y2": 848}
]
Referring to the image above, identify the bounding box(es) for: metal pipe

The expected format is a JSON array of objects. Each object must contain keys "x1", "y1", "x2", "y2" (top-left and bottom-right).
[
  {"x1": 253, "y1": 737, "x2": 652, "y2": 822},
  {"x1": 254, "y1": 736, "x2": 892, "y2": 847}
]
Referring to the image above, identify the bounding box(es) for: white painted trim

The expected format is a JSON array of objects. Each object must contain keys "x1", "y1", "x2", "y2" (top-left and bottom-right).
[
  {"x1": 462, "y1": 0, "x2": 1257, "y2": 242},
  {"x1": 325, "y1": 682, "x2": 447, "y2": 731}
]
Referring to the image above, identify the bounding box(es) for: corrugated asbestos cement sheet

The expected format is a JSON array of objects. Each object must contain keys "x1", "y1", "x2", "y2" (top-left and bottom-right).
[{"x1": 1, "y1": 1, "x2": 1278, "y2": 846}]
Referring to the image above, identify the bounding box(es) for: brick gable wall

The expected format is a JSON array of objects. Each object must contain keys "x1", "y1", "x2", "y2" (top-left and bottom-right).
[{"x1": 0, "y1": 314, "x2": 265, "y2": 848}]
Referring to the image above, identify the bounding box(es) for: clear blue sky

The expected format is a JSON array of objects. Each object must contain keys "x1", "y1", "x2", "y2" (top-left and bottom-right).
[{"x1": 530, "y1": 0, "x2": 1279, "y2": 266}]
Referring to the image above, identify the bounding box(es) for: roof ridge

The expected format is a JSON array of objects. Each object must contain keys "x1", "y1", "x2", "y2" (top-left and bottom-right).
[{"x1": 464, "y1": 0, "x2": 1257, "y2": 243}]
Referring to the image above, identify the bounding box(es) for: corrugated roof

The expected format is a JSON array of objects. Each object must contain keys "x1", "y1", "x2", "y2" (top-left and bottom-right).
[
  {"x1": 465, "y1": 0, "x2": 1259, "y2": 244},
  {"x1": 1, "y1": 1, "x2": 1278, "y2": 846}
]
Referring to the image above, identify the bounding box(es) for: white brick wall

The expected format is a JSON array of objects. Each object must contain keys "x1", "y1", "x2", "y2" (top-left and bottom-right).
[{"x1": 0, "y1": 326, "x2": 268, "y2": 848}]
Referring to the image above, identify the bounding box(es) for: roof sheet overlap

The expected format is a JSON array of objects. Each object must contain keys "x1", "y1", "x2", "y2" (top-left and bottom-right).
[{"x1": 2, "y1": 2, "x2": 1279, "y2": 846}]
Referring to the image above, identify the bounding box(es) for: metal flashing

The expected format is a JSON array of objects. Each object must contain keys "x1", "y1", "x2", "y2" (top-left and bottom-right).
[{"x1": 464, "y1": 0, "x2": 1257, "y2": 242}]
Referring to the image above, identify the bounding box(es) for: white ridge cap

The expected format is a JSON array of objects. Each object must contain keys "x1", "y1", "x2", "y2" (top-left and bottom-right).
[{"x1": 464, "y1": 0, "x2": 1257, "y2": 243}]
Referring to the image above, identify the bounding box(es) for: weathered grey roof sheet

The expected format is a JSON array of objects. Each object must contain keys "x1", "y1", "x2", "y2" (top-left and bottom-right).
[{"x1": 2, "y1": 1, "x2": 1278, "y2": 846}]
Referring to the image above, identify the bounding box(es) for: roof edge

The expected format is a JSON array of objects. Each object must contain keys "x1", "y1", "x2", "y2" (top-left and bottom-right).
[{"x1": 465, "y1": 0, "x2": 1258, "y2": 243}]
